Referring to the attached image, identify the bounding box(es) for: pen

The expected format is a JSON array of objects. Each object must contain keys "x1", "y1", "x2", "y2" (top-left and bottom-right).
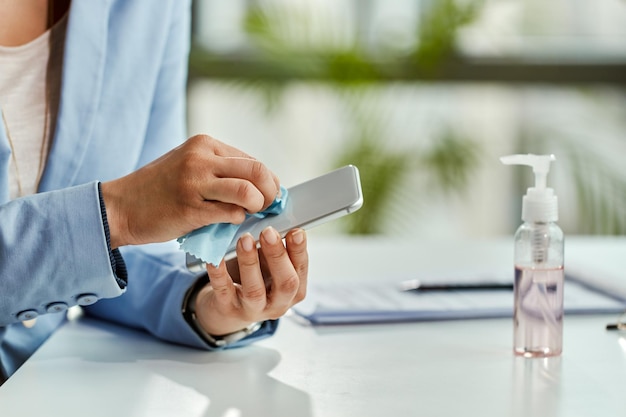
[
  {"x1": 400, "y1": 279, "x2": 513, "y2": 292},
  {"x1": 606, "y1": 312, "x2": 626, "y2": 331}
]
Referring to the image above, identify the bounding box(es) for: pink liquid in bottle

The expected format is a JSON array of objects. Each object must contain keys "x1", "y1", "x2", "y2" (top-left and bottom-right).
[{"x1": 513, "y1": 265, "x2": 564, "y2": 357}]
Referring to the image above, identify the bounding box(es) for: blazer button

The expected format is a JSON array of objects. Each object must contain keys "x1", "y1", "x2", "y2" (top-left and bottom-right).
[
  {"x1": 17, "y1": 310, "x2": 39, "y2": 321},
  {"x1": 46, "y1": 302, "x2": 69, "y2": 313},
  {"x1": 76, "y1": 294, "x2": 98, "y2": 306}
]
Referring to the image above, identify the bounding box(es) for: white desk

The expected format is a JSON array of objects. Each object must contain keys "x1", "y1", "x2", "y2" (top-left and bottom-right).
[{"x1": 1, "y1": 236, "x2": 625, "y2": 417}]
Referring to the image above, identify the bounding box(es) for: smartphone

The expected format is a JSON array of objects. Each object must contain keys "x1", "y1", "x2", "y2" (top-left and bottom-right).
[{"x1": 186, "y1": 165, "x2": 363, "y2": 271}]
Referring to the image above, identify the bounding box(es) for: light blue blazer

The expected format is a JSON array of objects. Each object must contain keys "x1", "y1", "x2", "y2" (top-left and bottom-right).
[{"x1": 0, "y1": 0, "x2": 276, "y2": 378}]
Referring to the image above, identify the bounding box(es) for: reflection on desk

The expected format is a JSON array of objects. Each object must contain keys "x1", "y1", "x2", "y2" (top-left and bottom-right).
[
  {"x1": 1, "y1": 317, "x2": 311, "y2": 417},
  {"x1": 1, "y1": 236, "x2": 625, "y2": 417}
]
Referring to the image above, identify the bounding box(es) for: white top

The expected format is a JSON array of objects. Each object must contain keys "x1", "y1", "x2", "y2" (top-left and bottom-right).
[{"x1": 0, "y1": 16, "x2": 66, "y2": 199}]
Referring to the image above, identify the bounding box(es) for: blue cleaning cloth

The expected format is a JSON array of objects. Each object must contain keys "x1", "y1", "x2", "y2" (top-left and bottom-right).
[{"x1": 177, "y1": 186, "x2": 288, "y2": 266}]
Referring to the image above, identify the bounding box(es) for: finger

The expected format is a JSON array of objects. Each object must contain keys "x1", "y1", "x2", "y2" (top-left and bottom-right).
[
  {"x1": 213, "y1": 157, "x2": 280, "y2": 211},
  {"x1": 259, "y1": 227, "x2": 300, "y2": 317},
  {"x1": 236, "y1": 233, "x2": 268, "y2": 312},
  {"x1": 193, "y1": 200, "x2": 248, "y2": 226},
  {"x1": 285, "y1": 228, "x2": 308, "y2": 303},
  {"x1": 206, "y1": 260, "x2": 238, "y2": 307},
  {"x1": 200, "y1": 177, "x2": 266, "y2": 215},
  {"x1": 186, "y1": 136, "x2": 280, "y2": 211}
]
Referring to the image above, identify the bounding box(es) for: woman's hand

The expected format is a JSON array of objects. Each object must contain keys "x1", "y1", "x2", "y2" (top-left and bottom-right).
[
  {"x1": 194, "y1": 227, "x2": 308, "y2": 337},
  {"x1": 101, "y1": 135, "x2": 281, "y2": 249}
]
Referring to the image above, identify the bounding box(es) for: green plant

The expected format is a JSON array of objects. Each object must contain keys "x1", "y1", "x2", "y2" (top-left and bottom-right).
[
  {"x1": 412, "y1": 0, "x2": 483, "y2": 72},
  {"x1": 420, "y1": 129, "x2": 482, "y2": 195},
  {"x1": 332, "y1": 118, "x2": 482, "y2": 235},
  {"x1": 190, "y1": 0, "x2": 486, "y2": 234},
  {"x1": 332, "y1": 118, "x2": 416, "y2": 235},
  {"x1": 238, "y1": 1, "x2": 486, "y2": 234}
]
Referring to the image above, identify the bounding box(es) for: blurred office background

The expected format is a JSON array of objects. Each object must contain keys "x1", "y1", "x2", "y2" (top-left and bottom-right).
[{"x1": 187, "y1": 0, "x2": 626, "y2": 238}]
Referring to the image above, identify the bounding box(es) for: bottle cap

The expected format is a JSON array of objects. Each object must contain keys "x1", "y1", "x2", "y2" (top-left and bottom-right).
[{"x1": 500, "y1": 154, "x2": 558, "y2": 223}]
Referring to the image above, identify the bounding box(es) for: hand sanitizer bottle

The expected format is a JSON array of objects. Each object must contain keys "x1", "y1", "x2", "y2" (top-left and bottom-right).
[{"x1": 500, "y1": 154, "x2": 564, "y2": 357}]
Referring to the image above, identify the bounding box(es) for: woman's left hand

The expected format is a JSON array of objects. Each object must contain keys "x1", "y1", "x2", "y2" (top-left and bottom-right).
[{"x1": 194, "y1": 227, "x2": 308, "y2": 337}]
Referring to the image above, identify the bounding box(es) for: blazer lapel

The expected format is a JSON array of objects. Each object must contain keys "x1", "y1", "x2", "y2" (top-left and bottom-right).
[{"x1": 38, "y1": 0, "x2": 111, "y2": 192}]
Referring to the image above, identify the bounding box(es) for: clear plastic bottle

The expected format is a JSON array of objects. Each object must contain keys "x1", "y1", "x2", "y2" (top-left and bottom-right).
[{"x1": 501, "y1": 154, "x2": 564, "y2": 358}]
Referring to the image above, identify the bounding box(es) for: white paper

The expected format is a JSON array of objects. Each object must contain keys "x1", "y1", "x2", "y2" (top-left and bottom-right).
[{"x1": 292, "y1": 276, "x2": 626, "y2": 325}]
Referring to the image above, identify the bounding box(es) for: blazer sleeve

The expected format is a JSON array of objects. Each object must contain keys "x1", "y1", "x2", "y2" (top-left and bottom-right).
[{"x1": 0, "y1": 182, "x2": 126, "y2": 326}]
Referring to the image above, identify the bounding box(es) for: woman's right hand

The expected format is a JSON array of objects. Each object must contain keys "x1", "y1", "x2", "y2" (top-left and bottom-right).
[{"x1": 101, "y1": 134, "x2": 281, "y2": 249}]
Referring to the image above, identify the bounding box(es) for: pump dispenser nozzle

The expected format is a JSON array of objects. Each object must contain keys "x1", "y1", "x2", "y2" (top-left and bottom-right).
[
  {"x1": 500, "y1": 154, "x2": 558, "y2": 223},
  {"x1": 500, "y1": 154, "x2": 555, "y2": 190}
]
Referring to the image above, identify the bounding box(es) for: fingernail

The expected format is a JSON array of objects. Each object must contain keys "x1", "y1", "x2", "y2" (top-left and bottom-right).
[
  {"x1": 262, "y1": 226, "x2": 278, "y2": 244},
  {"x1": 292, "y1": 229, "x2": 304, "y2": 245},
  {"x1": 241, "y1": 233, "x2": 255, "y2": 252}
]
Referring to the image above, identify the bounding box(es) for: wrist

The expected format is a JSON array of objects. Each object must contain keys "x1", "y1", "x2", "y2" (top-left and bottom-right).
[
  {"x1": 195, "y1": 286, "x2": 249, "y2": 336},
  {"x1": 182, "y1": 275, "x2": 262, "y2": 347}
]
